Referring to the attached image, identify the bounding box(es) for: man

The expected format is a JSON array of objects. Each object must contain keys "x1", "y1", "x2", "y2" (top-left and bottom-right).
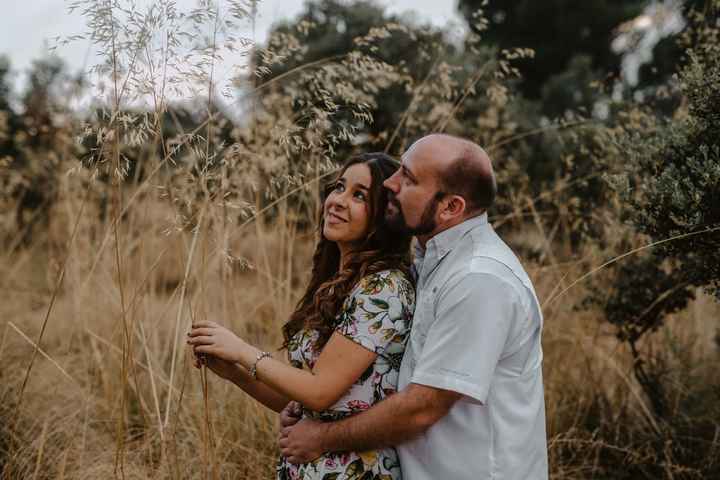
[{"x1": 279, "y1": 134, "x2": 548, "y2": 479}]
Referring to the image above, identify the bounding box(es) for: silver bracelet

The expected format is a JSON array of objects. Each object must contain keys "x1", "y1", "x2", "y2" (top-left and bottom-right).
[{"x1": 249, "y1": 351, "x2": 272, "y2": 380}]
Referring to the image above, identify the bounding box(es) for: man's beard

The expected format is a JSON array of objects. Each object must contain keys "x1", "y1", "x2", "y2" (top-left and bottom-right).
[{"x1": 385, "y1": 193, "x2": 441, "y2": 236}]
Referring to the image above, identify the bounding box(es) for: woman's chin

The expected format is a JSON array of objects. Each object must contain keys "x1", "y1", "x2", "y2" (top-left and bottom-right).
[
  {"x1": 323, "y1": 226, "x2": 341, "y2": 242},
  {"x1": 324, "y1": 228, "x2": 359, "y2": 245}
]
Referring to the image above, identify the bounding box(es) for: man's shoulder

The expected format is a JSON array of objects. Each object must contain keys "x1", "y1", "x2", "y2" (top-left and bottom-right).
[
  {"x1": 443, "y1": 232, "x2": 539, "y2": 309},
  {"x1": 438, "y1": 265, "x2": 525, "y2": 308},
  {"x1": 447, "y1": 232, "x2": 525, "y2": 283}
]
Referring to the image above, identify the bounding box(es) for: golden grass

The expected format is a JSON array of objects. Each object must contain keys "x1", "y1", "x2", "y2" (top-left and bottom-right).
[
  {"x1": 1, "y1": 4, "x2": 718, "y2": 477},
  {"x1": 1, "y1": 184, "x2": 719, "y2": 479}
]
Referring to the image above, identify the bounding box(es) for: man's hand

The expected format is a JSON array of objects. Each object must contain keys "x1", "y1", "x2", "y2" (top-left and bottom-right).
[
  {"x1": 276, "y1": 384, "x2": 461, "y2": 459},
  {"x1": 278, "y1": 418, "x2": 326, "y2": 464},
  {"x1": 279, "y1": 401, "x2": 302, "y2": 428}
]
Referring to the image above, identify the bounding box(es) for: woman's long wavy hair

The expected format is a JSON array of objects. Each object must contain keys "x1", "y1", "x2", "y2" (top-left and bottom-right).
[{"x1": 282, "y1": 153, "x2": 413, "y2": 351}]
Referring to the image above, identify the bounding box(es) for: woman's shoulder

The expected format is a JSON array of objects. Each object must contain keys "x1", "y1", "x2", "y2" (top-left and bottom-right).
[
  {"x1": 340, "y1": 269, "x2": 415, "y2": 330},
  {"x1": 352, "y1": 268, "x2": 415, "y2": 300}
]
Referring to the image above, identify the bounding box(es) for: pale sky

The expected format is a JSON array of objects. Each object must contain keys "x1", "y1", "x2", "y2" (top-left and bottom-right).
[{"x1": 0, "y1": 0, "x2": 464, "y2": 98}]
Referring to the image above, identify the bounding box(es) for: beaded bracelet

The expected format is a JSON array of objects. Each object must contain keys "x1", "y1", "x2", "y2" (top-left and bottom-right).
[{"x1": 250, "y1": 351, "x2": 272, "y2": 380}]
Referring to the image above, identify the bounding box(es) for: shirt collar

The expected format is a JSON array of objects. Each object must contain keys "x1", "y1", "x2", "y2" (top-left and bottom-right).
[{"x1": 414, "y1": 212, "x2": 489, "y2": 269}]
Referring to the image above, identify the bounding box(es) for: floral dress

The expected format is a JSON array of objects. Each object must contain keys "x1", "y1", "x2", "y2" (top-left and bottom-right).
[{"x1": 277, "y1": 269, "x2": 415, "y2": 480}]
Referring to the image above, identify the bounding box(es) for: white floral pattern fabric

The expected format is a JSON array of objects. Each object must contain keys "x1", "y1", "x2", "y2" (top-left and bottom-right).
[{"x1": 277, "y1": 269, "x2": 415, "y2": 480}]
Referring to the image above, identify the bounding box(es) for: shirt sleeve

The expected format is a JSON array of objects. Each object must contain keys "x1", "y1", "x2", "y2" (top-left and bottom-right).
[
  {"x1": 335, "y1": 271, "x2": 414, "y2": 356},
  {"x1": 410, "y1": 272, "x2": 519, "y2": 405}
]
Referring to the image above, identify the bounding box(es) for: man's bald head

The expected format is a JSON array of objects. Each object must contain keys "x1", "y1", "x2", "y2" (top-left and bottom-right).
[{"x1": 408, "y1": 134, "x2": 496, "y2": 214}]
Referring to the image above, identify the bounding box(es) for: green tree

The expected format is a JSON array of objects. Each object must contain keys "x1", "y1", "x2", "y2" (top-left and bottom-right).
[
  {"x1": 2, "y1": 56, "x2": 80, "y2": 243},
  {"x1": 0, "y1": 56, "x2": 20, "y2": 161},
  {"x1": 458, "y1": 0, "x2": 645, "y2": 102},
  {"x1": 586, "y1": 0, "x2": 720, "y2": 427},
  {"x1": 253, "y1": 0, "x2": 456, "y2": 151},
  {"x1": 617, "y1": 4, "x2": 720, "y2": 300},
  {"x1": 449, "y1": 1, "x2": 644, "y2": 208}
]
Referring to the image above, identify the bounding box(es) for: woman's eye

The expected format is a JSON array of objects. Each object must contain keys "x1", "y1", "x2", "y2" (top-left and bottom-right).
[
  {"x1": 354, "y1": 191, "x2": 367, "y2": 201},
  {"x1": 333, "y1": 182, "x2": 345, "y2": 192}
]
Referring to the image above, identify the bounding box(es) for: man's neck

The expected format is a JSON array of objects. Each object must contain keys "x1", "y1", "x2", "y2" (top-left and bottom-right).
[
  {"x1": 416, "y1": 234, "x2": 431, "y2": 250},
  {"x1": 415, "y1": 210, "x2": 486, "y2": 250}
]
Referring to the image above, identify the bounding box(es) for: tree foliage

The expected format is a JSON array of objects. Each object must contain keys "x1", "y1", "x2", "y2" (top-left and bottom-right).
[
  {"x1": 1, "y1": 1, "x2": 720, "y2": 477},
  {"x1": 457, "y1": 0, "x2": 645, "y2": 101},
  {"x1": 253, "y1": 0, "x2": 456, "y2": 151},
  {"x1": 615, "y1": 2, "x2": 720, "y2": 300},
  {"x1": 0, "y1": 56, "x2": 83, "y2": 243}
]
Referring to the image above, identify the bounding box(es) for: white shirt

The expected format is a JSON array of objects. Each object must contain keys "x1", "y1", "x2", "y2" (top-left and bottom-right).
[{"x1": 397, "y1": 213, "x2": 548, "y2": 480}]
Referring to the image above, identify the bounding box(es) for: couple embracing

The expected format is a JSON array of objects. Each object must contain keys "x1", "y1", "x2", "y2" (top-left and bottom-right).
[{"x1": 187, "y1": 134, "x2": 548, "y2": 480}]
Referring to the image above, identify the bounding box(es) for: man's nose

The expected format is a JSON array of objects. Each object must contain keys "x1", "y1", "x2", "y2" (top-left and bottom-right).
[{"x1": 383, "y1": 172, "x2": 399, "y2": 192}]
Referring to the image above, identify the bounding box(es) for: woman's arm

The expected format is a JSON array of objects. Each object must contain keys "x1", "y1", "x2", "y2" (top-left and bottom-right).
[
  {"x1": 188, "y1": 321, "x2": 377, "y2": 412},
  {"x1": 195, "y1": 354, "x2": 290, "y2": 413}
]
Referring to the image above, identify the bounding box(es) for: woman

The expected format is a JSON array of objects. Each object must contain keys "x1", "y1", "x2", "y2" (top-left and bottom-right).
[{"x1": 187, "y1": 152, "x2": 415, "y2": 479}]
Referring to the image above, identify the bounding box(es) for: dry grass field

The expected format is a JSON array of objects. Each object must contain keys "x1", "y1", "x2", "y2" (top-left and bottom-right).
[
  {"x1": 1, "y1": 1, "x2": 719, "y2": 478},
  {"x1": 1, "y1": 182, "x2": 718, "y2": 479}
]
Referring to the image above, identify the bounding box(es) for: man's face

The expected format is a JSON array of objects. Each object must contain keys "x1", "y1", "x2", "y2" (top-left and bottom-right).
[{"x1": 383, "y1": 144, "x2": 443, "y2": 236}]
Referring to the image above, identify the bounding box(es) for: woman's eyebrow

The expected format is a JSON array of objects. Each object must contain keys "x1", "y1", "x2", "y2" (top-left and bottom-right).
[{"x1": 341, "y1": 176, "x2": 370, "y2": 191}]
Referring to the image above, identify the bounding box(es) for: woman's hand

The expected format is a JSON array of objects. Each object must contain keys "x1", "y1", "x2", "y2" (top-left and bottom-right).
[
  {"x1": 192, "y1": 351, "x2": 242, "y2": 382},
  {"x1": 279, "y1": 401, "x2": 303, "y2": 429},
  {"x1": 187, "y1": 320, "x2": 245, "y2": 364}
]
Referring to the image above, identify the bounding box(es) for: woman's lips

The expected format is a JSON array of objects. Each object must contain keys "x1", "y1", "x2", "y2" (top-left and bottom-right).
[{"x1": 326, "y1": 212, "x2": 347, "y2": 224}]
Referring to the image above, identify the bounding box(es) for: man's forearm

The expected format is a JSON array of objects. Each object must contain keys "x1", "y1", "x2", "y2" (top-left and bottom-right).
[{"x1": 317, "y1": 384, "x2": 444, "y2": 453}]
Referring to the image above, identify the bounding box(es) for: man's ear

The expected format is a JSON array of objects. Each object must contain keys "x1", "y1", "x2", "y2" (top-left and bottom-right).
[{"x1": 439, "y1": 195, "x2": 466, "y2": 222}]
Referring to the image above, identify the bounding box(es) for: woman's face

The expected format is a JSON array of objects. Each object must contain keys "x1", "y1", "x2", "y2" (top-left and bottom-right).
[{"x1": 323, "y1": 163, "x2": 372, "y2": 246}]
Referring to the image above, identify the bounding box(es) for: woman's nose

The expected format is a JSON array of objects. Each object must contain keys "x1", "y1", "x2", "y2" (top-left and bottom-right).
[{"x1": 329, "y1": 191, "x2": 348, "y2": 208}]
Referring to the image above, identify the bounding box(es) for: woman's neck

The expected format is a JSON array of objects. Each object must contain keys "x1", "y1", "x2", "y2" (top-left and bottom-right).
[{"x1": 337, "y1": 242, "x2": 350, "y2": 270}]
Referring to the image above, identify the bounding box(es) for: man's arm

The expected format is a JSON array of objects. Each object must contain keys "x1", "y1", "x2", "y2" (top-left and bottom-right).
[
  {"x1": 279, "y1": 271, "x2": 521, "y2": 463},
  {"x1": 279, "y1": 383, "x2": 461, "y2": 463}
]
